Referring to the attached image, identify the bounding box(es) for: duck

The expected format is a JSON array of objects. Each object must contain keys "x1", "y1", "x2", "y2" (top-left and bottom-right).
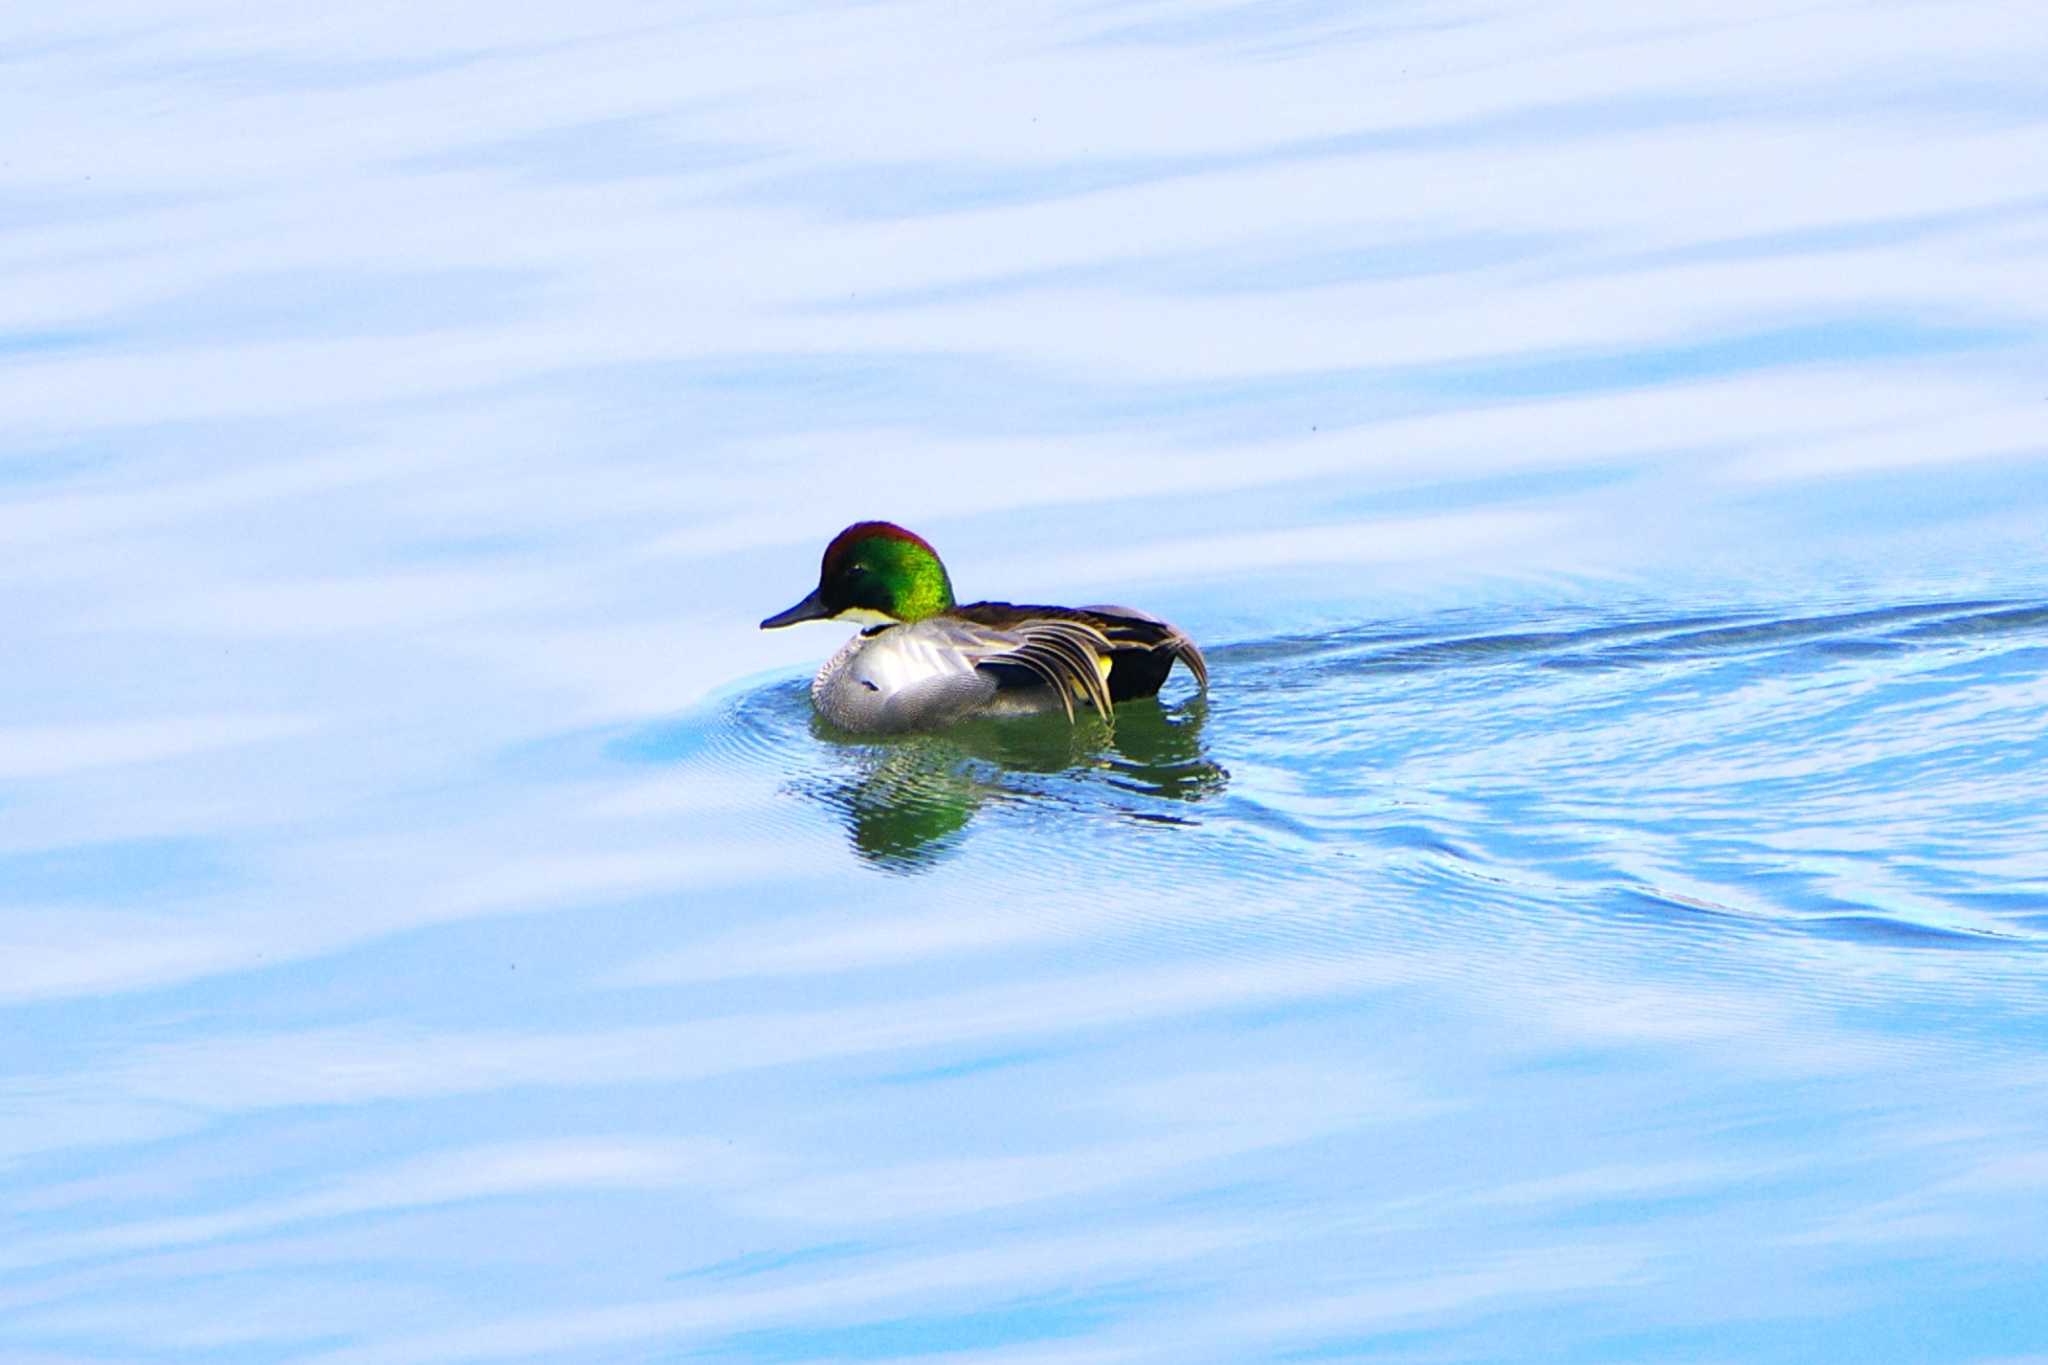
[{"x1": 760, "y1": 521, "x2": 1208, "y2": 734}]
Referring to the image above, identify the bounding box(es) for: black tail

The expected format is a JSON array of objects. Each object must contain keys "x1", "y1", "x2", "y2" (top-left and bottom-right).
[{"x1": 1082, "y1": 605, "x2": 1209, "y2": 702}]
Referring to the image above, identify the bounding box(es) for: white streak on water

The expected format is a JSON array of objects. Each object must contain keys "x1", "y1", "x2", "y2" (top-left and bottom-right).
[
  {"x1": 4, "y1": 1, "x2": 2048, "y2": 1360},
  {"x1": 0, "y1": 715, "x2": 313, "y2": 780}
]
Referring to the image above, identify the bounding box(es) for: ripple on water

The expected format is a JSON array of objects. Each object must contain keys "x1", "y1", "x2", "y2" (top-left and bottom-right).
[{"x1": 664, "y1": 595, "x2": 2048, "y2": 987}]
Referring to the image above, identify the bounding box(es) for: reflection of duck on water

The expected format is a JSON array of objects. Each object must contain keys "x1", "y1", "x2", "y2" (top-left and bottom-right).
[
  {"x1": 762, "y1": 522, "x2": 1208, "y2": 734},
  {"x1": 803, "y1": 690, "x2": 1226, "y2": 871}
]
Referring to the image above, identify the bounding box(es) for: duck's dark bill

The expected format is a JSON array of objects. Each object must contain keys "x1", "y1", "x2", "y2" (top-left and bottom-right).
[{"x1": 760, "y1": 588, "x2": 830, "y2": 629}]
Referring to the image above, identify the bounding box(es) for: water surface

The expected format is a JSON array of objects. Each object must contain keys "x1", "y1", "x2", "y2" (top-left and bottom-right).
[{"x1": 5, "y1": 2, "x2": 2048, "y2": 1361}]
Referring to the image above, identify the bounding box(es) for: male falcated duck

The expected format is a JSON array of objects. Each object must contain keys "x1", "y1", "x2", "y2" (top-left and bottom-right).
[{"x1": 761, "y1": 521, "x2": 1207, "y2": 734}]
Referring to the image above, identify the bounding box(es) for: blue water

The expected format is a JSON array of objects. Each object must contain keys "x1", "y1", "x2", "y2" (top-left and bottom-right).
[{"x1": 6, "y1": 3, "x2": 2048, "y2": 1361}]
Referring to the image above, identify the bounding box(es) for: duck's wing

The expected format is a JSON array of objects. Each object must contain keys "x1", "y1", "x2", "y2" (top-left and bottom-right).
[
  {"x1": 927, "y1": 610, "x2": 1118, "y2": 723},
  {"x1": 948, "y1": 603, "x2": 1206, "y2": 715}
]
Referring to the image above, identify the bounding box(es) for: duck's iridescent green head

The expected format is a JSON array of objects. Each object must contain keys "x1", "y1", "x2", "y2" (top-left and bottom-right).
[{"x1": 760, "y1": 521, "x2": 956, "y2": 629}]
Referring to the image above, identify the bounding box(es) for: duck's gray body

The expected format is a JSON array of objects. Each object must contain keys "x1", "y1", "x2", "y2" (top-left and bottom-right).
[
  {"x1": 761, "y1": 522, "x2": 1209, "y2": 734},
  {"x1": 811, "y1": 604, "x2": 1205, "y2": 735}
]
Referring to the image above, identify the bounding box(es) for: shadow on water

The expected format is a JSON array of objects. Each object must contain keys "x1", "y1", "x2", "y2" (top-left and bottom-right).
[
  {"x1": 685, "y1": 676, "x2": 1227, "y2": 872},
  {"x1": 795, "y1": 697, "x2": 1228, "y2": 871}
]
